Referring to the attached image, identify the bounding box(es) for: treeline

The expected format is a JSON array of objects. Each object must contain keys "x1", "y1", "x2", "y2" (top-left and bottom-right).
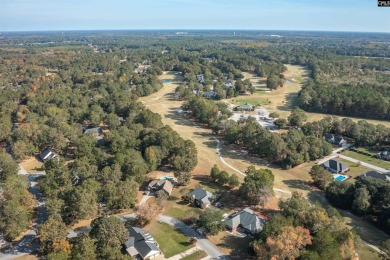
[
  {"x1": 184, "y1": 96, "x2": 332, "y2": 168},
  {"x1": 0, "y1": 153, "x2": 34, "y2": 241},
  {"x1": 254, "y1": 192, "x2": 358, "y2": 259},
  {"x1": 302, "y1": 115, "x2": 390, "y2": 147},
  {"x1": 326, "y1": 176, "x2": 390, "y2": 234}
]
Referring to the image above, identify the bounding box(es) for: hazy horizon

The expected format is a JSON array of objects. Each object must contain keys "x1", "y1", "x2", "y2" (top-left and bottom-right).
[{"x1": 1, "y1": 0, "x2": 389, "y2": 33}]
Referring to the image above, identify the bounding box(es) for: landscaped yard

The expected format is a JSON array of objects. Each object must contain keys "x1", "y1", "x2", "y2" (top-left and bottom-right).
[
  {"x1": 336, "y1": 158, "x2": 371, "y2": 179},
  {"x1": 342, "y1": 150, "x2": 390, "y2": 170},
  {"x1": 145, "y1": 221, "x2": 194, "y2": 258},
  {"x1": 180, "y1": 250, "x2": 208, "y2": 260}
]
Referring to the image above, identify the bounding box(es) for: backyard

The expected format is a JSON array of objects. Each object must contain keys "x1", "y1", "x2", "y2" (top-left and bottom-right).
[{"x1": 336, "y1": 158, "x2": 371, "y2": 180}]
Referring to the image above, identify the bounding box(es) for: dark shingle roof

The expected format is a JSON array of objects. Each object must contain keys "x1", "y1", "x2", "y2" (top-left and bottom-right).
[
  {"x1": 360, "y1": 171, "x2": 390, "y2": 181},
  {"x1": 322, "y1": 159, "x2": 349, "y2": 172},
  {"x1": 124, "y1": 227, "x2": 160, "y2": 258},
  {"x1": 148, "y1": 180, "x2": 173, "y2": 194},
  {"x1": 225, "y1": 208, "x2": 265, "y2": 233},
  {"x1": 186, "y1": 188, "x2": 213, "y2": 205}
]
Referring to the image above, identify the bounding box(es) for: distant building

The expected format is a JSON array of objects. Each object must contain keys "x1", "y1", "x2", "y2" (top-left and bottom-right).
[
  {"x1": 196, "y1": 74, "x2": 205, "y2": 83},
  {"x1": 322, "y1": 159, "x2": 349, "y2": 174},
  {"x1": 84, "y1": 127, "x2": 103, "y2": 137},
  {"x1": 183, "y1": 188, "x2": 214, "y2": 208},
  {"x1": 203, "y1": 91, "x2": 218, "y2": 99},
  {"x1": 359, "y1": 171, "x2": 390, "y2": 181},
  {"x1": 324, "y1": 134, "x2": 345, "y2": 146},
  {"x1": 377, "y1": 151, "x2": 390, "y2": 161},
  {"x1": 235, "y1": 103, "x2": 254, "y2": 111},
  {"x1": 39, "y1": 147, "x2": 58, "y2": 162},
  {"x1": 225, "y1": 79, "x2": 234, "y2": 88},
  {"x1": 225, "y1": 208, "x2": 266, "y2": 235},
  {"x1": 146, "y1": 179, "x2": 174, "y2": 196},
  {"x1": 124, "y1": 227, "x2": 161, "y2": 259}
]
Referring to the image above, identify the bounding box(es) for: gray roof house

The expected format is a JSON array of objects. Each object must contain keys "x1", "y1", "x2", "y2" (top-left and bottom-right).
[
  {"x1": 183, "y1": 188, "x2": 214, "y2": 209},
  {"x1": 377, "y1": 151, "x2": 390, "y2": 161},
  {"x1": 324, "y1": 134, "x2": 345, "y2": 146},
  {"x1": 84, "y1": 127, "x2": 103, "y2": 137},
  {"x1": 322, "y1": 159, "x2": 349, "y2": 174},
  {"x1": 235, "y1": 103, "x2": 254, "y2": 111},
  {"x1": 146, "y1": 180, "x2": 174, "y2": 195},
  {"x1": 359, "y1": 171, "x2": 390, "y2": 181},
  {"x1": 203, "y1": 91, "x2": 218, "y2": 99},
  {"x1": 324, "y1": 133, "x2": 335, "y2": 143},
  {"x1": 225, "y1": 208, "x2": 266, "y2": 235},
  {"x1": 39, "y1": 147, "x2": 58, "y2": 162},
  {"x1": 124, "y1": 227, "x2": 161, "y2": 259}
]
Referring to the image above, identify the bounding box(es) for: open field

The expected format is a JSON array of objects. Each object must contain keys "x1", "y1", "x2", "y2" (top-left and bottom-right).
[
  {"x1": 145, "y1": 221, "x2": 194, "y2": 258},
  {"x1": 342, "y1": 150, "x2": 390, "y2": 170},
  {"x1": 357, "y1": 244, "x2": 381, "y2": 260},
  {"x1": 19, "y1": 156, "x2": 43, "y2": 173},
  {"x1": 139, "y1": 70, "x2": 390, "y2": 250},
  {"x1": 180, "y1": 250, "x2": 208, "y2": 260}
]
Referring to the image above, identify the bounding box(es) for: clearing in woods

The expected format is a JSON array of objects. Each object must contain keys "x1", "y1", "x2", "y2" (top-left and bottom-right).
[{"x1": 139, "y1": 68, "x2": 389, "y2": 254}]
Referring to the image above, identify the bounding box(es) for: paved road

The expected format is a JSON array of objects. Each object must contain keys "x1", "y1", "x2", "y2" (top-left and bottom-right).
[
  {"x1": 158, "y1": 215, "x2": 228, "y2": 260},
  {"x1": 0, "y1": 167, "x2": 46, "y2": 260}
]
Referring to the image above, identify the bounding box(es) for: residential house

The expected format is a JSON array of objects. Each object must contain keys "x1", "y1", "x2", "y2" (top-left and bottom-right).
[
  {"x1": 225, "y1": 208, "x2": 266, "y2": 235},
  {"x1": 39, "y1": 147, "x2": 58, "y2": 162},
  {"x1": 225, "y1": 79, "x2": 234, "y2": 88},
  {"x1": 235, "y1": 103, "x2": 254, "y2": 111},
  {"x1": 196, "y1": 74, "x2": 205, "y2": 83},
  {"x1": 359, "y1": 171, "x2": 390, "y2": 181},
  {"x1": 322, "y1": 159, "x2": 349, "y2": 174},
  {"x1": 203, "y1": 91, "x2": 218, "y2": 99},
  {"x1": 124, "y1": 227, "x2": 161, "y2": 259},
  {"x1": 377, "y1": 151, "x2": 390, "y2": 161},
  {"x1": 84, "y1": 127, "x2": 103, "y2": 137},
  {"x1": 324, "y1": 133, "x2": 345, "y2": 146},
  {"x1": 146, "y1": 179, "x2": 174, "y2": 196},
  {"x1": 183, "y1": 188, "x2": 214, "y2": 208}
]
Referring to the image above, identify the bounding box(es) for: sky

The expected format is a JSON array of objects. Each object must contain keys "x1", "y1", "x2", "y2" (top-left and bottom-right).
[{"x1": 0, "y1": 0, "x2": 389, "y2": 32}]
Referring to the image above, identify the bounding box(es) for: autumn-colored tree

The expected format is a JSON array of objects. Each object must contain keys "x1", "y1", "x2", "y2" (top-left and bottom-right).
[
  {"x1": 267, "y1": 225, "x2": 312, "y2": 260},
  {"x1": 136, "y1": 204, "x2": 161, "y2": 226},
  {"x1": 51, "y1": 238, "x2": 73, "y2": 254}
]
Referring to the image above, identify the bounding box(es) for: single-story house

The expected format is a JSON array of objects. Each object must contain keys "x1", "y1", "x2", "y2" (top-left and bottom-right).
[
  {"x1": 84, "y1": 127, "x2": 103, "y2": 137},
  {"x1": 39, "y1": 147, "x2": 58, "y2": 162},
  {"x1": 322, "y1": 159, "x2": 349, "y2": 174},
  {"x1": 146, "y1": 179, "x2": 174, "y2": 195},
  {"x1": 183, "y1": 188, "x2": 214, "y2": 208},
  {"x1": 377, "y1": 151, "x2": 390, "y2": 161},
  {"x1": 203, "y1": 91, "x2": 218, "y2": 99},
  {"x1": 235, "y1": 103, "x2": 254, "y2": 111},
  {"x1": 197, "y1": 74, "x2": 205, "y2": 83},
  {"x1": 225, "y1": 79, "x2": 234, "y2": 88},
  {"x1": 359, "y1": 171, "x2": 390, "y2": 181},
  {"x1": 124, "y1": 227, "x2": 161, "y2": 259},
  {"x1": 225, "y1": 208, "x2": 266, "y2": 235},
  {"x1": 324, "y1": 134, "x2": 345, "y2": 146}
]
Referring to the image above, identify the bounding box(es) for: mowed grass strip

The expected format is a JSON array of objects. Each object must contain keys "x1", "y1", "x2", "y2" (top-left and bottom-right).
[
  {"x1": 342, "y1": 150, "x2": 390, "y2": 170},
  {"x1": 147, "y1": 221, "x2": 194, "y2": 258},
  {"x1": 336, "y1": 158, "x2": 372, "y2": 179},
  {"x1": 181, "y1": 250, "x2": 208, "y2": 260}
]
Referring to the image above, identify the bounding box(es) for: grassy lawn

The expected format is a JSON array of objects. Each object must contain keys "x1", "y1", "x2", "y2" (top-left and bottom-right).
[
  {"x1": 342, "y1": 150, "x2": 390, "y2": 170},
  {"x1": 356, "y1": 243, "x2": 381, "y2": 260},
  {"x1": 208, "y1": 231, "x2": 254, "y2": 258},
  {"x1": 181, "y1": 250, "x2": 208, "y2": 260},
  {"x1": 337, "y1": 158, "x2": 371, "y2": 179},
  {"x1": 146, "y1": 221, "x2": 194, "y2": 258},
  {"x1": 19, "y1": 156, "x2": 43, "y2": 173}
]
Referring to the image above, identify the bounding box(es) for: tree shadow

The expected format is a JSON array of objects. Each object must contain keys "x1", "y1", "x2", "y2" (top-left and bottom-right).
[
  {"x1": 216, "y1": 234, "x2": 255, "y2": 259},
  {"x1": 276, "y1": 92, "x2": 299, "y2": 112},
  {"x1": 282, "y1": 179, "x2": 311, "y2": 191}
]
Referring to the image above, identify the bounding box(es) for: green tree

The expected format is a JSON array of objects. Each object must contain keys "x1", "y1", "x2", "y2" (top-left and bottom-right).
[
  {"x1": 219, "y1": 171, "x2": 229, "y2": 185},
  {"x1": 210, "y1": 164, "x2": 221, "y2": 182},
  {"x1": 309, "y1": 165, "x2": 333, "y2": 189},
  {"x1": 0, "y1": 153, "x2": 18, "y2": 182},
  {"x1": 239, "y1": 166, "x2": 274, "y2": 206},
  {"x1": 198, "y1": 208, "x2": 225, "y2": 235},
  {"x1": 352, "y1": 187, "x2": 371, "y2": 214},
  {"x1": 90, "y1": 216, "x2": 129, "y2": 258},
  {"x1": 38, "y1": 217, "x2": 68, "y2": 253},
  {"x1": 228, "y1": 174, "x2": 240, "y2": 188},
  {"x1": 278, "y1": 191, "x2": 311, "y2": 218},
  {"x1": 288, "y1": 107, "x2": 307, "y2": 127},
  {"x1": 71, "y1": 234, "x2": 98, "y2": 260},
  {"x1": 175, "y1": 171, "x2": 192, "y2": 186}
]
